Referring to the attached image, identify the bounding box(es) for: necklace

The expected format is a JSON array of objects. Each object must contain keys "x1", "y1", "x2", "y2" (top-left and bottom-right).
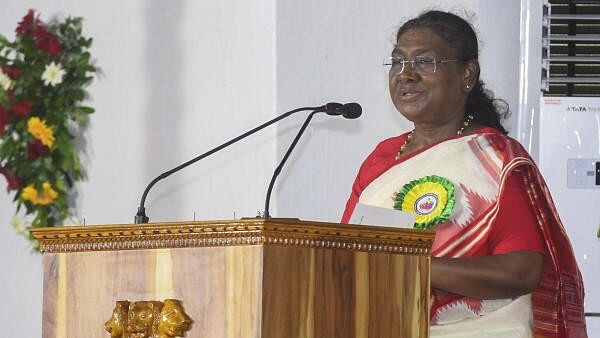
[{"x1": 395, "y1": 114, "x2": 474, "y2": 160}]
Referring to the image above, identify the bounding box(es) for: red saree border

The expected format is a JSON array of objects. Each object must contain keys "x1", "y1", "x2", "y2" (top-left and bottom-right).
[{"x1": 486, "y1": 133, "x2": 586, "y2": 338}]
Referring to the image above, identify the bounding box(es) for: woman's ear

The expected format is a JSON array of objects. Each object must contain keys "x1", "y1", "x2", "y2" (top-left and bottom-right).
[{"x1": 462, "y1": 60, "x2": 479, "y2": 92}]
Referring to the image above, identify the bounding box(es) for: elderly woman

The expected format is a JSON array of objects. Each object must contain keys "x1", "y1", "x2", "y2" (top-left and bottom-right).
[{"x1": 342, "y1": 11, "x2": 587, "y2": 338}]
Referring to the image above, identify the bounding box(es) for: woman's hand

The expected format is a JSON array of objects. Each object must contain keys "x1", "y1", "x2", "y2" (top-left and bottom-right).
[{"x1": 431, "y1": 251, "x2": 544, "y2": 299}]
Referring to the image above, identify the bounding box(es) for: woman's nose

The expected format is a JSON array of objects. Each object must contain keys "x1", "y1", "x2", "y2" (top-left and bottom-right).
[{"x1": 391, "y1": 63, "x2": 418, "y2": 83}]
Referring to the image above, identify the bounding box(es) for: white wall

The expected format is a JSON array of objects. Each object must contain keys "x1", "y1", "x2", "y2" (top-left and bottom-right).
[{"x1": 0, "y1": 1, "x2": 522, "y2": 336}]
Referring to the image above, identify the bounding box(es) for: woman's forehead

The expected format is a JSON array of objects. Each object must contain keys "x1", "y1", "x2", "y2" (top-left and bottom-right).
[{"x1": 394, "y1": 27, "x2": 453, "y2": 55}]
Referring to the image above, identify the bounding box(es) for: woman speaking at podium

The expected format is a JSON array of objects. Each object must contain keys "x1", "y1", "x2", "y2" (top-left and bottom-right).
[{"x1": 341, "y1": 11, "x2": 586, "y2": 338}]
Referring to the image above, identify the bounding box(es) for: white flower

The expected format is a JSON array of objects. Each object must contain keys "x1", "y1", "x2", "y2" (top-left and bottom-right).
[
  {"x1": 11, "y1": 216, "x2": 29, "y2": 236},
  {"x1": 41, "y1": 62, "x2": 66, "y2": 87},
  {"x1": 0, "y1": 69, "x2": 13, "y2": 91}
]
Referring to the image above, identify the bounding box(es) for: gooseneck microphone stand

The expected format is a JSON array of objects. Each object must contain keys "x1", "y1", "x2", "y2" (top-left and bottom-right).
[
  {"x1": 263, "y1": 111, "x2": 318, "y2": 218},
  {"x1": 263, "y1": 102, "x2": 362, "y2": 218},
  {"x1": 134, "y1": 105, "x2": 335, "y2": 224}
]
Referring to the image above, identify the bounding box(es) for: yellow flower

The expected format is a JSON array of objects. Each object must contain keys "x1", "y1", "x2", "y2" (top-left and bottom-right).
[
  {"x1": 27, "y1": 117, "x2": 55, "y2": 147},
  {"x1": 21, "y1": 182, "x2": 59, "y2": 205}
]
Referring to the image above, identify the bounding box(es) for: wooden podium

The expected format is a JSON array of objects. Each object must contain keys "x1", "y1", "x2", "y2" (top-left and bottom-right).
[{"x1": 32, "y1": 218, "x2": 434, "y2": 338}]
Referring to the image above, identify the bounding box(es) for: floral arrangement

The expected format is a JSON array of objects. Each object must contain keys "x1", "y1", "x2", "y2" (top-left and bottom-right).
[{"x1": 0, "y1": 10, "x2": 96, "y2": 243}]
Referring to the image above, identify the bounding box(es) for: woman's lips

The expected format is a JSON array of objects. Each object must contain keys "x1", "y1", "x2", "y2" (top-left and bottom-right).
[{"x1": 398, "y1": 90, "x2": 424, "y2": 102}]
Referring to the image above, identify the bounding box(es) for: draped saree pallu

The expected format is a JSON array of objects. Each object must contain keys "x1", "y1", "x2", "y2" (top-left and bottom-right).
[{"x1": 342, "y1": 129, "x2": 587, "y2": 338}]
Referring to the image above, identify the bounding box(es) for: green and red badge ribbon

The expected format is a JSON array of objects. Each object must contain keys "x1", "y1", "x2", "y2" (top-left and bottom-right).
[{"x1": 394, "y1": 175, "x2": 456, "y2": 229}]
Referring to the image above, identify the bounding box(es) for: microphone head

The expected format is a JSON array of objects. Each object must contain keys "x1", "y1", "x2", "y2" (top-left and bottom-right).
[{"x1": 341, "y1": 103, "x2": 362, "y2": 119}]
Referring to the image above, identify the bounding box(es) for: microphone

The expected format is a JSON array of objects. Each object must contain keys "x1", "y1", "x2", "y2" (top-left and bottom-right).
[
  {"x1": 133, "y1": 102, "x2": 348, "y2": 224},
  {"x1": 263, "y1": 102, "x2": 362, "y2": 218},
  {"x1": 339, "y1": 102, "x2": 362, "y2": 119},
  {"x1": 324, "y1": 102, "x2": 361, "y2": 118}
]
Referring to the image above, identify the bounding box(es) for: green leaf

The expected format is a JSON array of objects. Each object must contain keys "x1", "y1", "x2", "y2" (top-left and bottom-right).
[{"x1": 78, "y1": 106, "x2": 94, "y2": 115}]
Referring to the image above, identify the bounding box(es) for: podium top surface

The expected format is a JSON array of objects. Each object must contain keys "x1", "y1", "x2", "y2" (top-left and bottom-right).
[{"x1": 30, "y1": 218, "x2": 434, "y2": 254}]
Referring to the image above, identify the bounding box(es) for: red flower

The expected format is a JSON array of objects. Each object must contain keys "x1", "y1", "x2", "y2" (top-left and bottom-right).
[
  {"x1": 8, "y1": 175, "x2": 21, "y2": 191},
  {"x1": 28, "y1": 139, "x2": 48, "y2": 161},
  {"x1": 32, "y1": 25, "x2": 48, "y2": 39},
  {"x1": 12, "y1": 100, "x2": 32, "y2": 117},
  {"x1": 15, "y1": 10, "x2": 62, "y2": 56},
  {"x1": 15, "y1": 9, "x2": 39, "y2": 36},
  {"x1": 0, "y1": 165, "x2": 21, "y2": 191},
  {"x1": 33, "y1": 26, "x2": 62, "y2": 56},
  {"x1": 0, "y1": 106, "x2": 9, "y2": 134},
  {"x1": 1, "y1": 65, "x2": 21, "y2": 80}
]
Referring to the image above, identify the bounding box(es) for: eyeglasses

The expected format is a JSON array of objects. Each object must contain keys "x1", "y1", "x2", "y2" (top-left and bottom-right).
[{"x1": 383, "y1": 56, "x2": 460, "y2": 75}]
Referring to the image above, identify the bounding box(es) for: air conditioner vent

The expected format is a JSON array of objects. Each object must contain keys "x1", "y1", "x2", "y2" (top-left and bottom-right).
[{"x1": 543, "y1": 0, "x2": 600, "y2": 96}]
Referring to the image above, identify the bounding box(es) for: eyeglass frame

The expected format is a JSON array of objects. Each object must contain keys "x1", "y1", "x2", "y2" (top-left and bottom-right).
[{"x1": 383, "y1": 56, "x2": 462, "y2": 75}]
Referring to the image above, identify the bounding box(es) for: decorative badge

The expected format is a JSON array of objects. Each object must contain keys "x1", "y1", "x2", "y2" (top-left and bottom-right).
[{"x1": 394, "y1": 175, "x2": 456, "y2": 229}]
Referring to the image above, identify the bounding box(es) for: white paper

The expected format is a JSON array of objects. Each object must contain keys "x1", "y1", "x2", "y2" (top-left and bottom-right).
[{"x1": 348, "y1": 203, "x2": 415, "y2": 228}]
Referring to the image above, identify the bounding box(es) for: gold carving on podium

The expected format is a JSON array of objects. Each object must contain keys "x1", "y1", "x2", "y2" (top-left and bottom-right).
[
  {"x1": 105, "y1": 301, "x2": 129, "y2": 338},
  {"x1": 105, "y1": 299, "x2": 192, "y2": 338}
]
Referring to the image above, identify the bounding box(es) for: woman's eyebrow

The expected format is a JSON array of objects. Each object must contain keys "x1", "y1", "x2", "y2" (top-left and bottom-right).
[{"x1": 392, "y1": 46, "x2": 436, "y2": 56}]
